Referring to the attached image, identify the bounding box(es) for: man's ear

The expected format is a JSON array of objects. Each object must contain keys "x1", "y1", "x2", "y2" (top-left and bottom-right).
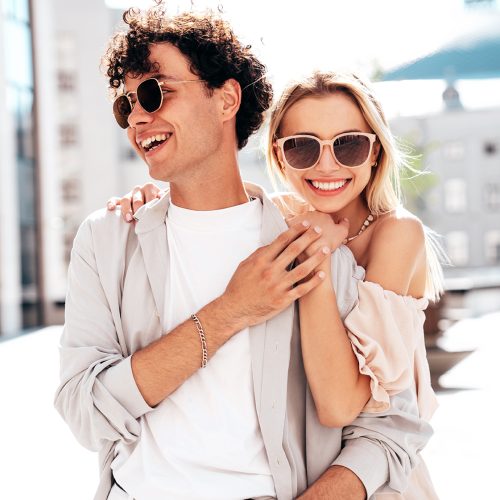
[{"x1": 219, "y1": 78, "x2": 241, "y2": 121}]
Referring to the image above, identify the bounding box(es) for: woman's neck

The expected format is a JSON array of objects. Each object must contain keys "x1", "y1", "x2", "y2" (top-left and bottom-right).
[{"x1": 329, "y1": 199, "x2": 371, "y2": 240}]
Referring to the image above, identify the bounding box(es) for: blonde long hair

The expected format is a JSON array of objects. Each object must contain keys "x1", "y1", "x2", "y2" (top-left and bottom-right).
[{"x1": 266, "y1": 71, "x2": 445, "y2": 301}]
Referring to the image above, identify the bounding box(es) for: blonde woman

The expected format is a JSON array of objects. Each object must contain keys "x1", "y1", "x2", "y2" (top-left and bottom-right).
[
  {"x1": 109, "y1": 71, "x2": 441, "y2": 499},
  {"x1": 264, "y1": 72, "x2": 441, "y2": 499}
]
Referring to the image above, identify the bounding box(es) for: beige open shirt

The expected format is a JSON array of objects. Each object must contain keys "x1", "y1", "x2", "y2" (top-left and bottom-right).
[{"x1": 55, "y1": 183, "x2": 432, "y2": 500}]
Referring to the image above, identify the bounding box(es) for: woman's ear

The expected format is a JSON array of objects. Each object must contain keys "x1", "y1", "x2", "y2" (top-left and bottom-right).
[
  {"x1": 273, "y1": 142, "x2": 286, "y2": 172},
  {"x1": 372, "y1": 140, "x2": 381, "y2": 166},
  {"x1": 219, "y1": 78, "x2": 241, "y2": 121}
]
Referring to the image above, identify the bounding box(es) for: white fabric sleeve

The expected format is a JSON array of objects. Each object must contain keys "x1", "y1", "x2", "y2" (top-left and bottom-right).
[
  {"x1": 332, "y1": 388, "x2": 433, "y2": 498},
  {"x1": 54, "y1": 217, "x2": 153, "y2": 452}
]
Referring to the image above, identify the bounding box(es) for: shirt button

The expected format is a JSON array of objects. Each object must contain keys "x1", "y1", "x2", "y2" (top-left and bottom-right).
[{"x1": 276, "y1": 457, "x2": 280, "y2": 466}]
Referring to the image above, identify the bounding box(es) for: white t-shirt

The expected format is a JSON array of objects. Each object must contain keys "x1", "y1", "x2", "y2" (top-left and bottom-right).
[{"x1": 111, "y1": 198, "x2": 275, "y2": 500}]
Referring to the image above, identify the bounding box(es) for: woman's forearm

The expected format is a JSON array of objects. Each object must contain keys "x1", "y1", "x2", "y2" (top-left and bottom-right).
[{"x1": 299, "y1": 265, "x2": 371, "y2": 427}]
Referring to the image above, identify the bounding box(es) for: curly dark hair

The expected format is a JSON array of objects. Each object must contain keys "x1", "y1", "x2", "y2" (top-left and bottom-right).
[{"x1": 101, "y1": 1, "x2": 273, "y2": 149}]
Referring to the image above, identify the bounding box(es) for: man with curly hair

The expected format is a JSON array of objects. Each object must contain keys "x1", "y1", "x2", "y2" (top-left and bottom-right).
[{"x1": 55, "y1": 4, "x2": 431, "y2": 500}]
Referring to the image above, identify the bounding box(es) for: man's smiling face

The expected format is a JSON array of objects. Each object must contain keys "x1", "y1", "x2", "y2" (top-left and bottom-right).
[{"x1": 124, "y1": 43, "x2": 225, "y2": 183}]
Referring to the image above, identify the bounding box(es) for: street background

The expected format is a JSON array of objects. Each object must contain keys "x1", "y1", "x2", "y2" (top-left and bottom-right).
[{"x1": 2, "y1": 312, "x2": 499, "y2": 499}]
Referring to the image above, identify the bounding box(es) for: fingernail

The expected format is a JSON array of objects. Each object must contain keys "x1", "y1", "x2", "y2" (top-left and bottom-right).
[
  {"x1": 343, "y1": 217, "x2": 349, "y2": 222},
  {"x1": 314, "y1": 226, "x2": 322, "y2": 233},
  {"x1": 318, "y1": 271, "x2": 326, "y2": 279},
  {"x1": 321, "y1": 246, "x2": 330, "y2": 254},
  {"x1": 125, "y1": 213, "x2": 133, "y2": 222},
  {"x1": 107, "y1": 202, "x2": 114, "y2": 210},
  {"x1": 302, "y1": 220, "x2": 310, "y2": 228}
]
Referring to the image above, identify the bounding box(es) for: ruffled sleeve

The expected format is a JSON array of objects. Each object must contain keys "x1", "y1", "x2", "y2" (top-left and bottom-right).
[{"x1": 344, "y1": 280, "x2": 438, "y2": 421}]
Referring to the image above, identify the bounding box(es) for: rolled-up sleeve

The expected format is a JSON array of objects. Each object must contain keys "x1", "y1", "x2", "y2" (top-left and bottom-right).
[
  {"x1": 332, "y1": 389, "x2": 432, "y2": 497},
  {"x1": 54, "y1": 216, "x2": 153, "y2": 452}
]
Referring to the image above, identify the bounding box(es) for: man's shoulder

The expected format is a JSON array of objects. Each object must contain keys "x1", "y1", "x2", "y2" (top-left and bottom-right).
[
  {"x1": 84, "y1": 206, "x2": 126, "y2": 224},
  {"x1": 74, "y1": 207, "x2": 137, "y2": 253},
  {"x1": 79, "y1": 206, "x2": 134, "y2": 232}
]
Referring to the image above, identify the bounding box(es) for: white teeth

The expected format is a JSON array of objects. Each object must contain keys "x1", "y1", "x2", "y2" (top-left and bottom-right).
[
  {"x1": 139, "y1": 133, "x2": 170, "y2": 149},
  {"x1": 311, "y1": 179, "x2": 348, "y2": 191}
]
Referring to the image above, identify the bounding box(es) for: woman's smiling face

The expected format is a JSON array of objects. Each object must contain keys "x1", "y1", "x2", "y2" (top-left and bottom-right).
[{"x1": 276, "y1": 92, "x2": 380, "y2": 217}]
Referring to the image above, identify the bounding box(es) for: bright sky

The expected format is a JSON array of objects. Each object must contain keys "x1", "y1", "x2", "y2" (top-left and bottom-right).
[{"x1": 105, "y1": 0, "x2": 500, "y2": 117}]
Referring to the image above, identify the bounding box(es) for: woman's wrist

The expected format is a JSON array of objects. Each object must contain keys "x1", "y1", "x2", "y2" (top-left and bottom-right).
[{"x1": 317, "y1": 258, "x2": 332, "y2": 276}]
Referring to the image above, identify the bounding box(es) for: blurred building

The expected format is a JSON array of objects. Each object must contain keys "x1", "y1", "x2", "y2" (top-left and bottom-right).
[
  {"x1": 0, "y1": 1, "x2": 42, "y2": 337},
  {"x1": 384, "y1": 1, "x2": 500, "y2": 298},
  {"x1": 391, "y1": 102, "x2": 500, "y2": 269},
  {"x1": 0, "y1": 0, "x2": 140, "y2": 338}
]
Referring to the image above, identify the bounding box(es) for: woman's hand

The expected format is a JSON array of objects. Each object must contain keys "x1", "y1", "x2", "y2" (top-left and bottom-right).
[
  {"x1": 286, "y1": 211, "x2": 349, "y2": 262},
  {"x1": 106, "y1": 182, "x2": 164, "y2": 222},
  {"x1": 219, "y1": 221, "x2": 331, "y2": 329}
]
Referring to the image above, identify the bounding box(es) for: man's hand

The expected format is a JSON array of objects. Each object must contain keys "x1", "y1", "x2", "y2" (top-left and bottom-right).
[
  {"x1": 286, "y1": 211, "x2": 349, "y2": 262},
  {"x1": 297, "y1": 465, "x2": 366, "y2": 500},
  {"x1": 220, "y1": 221, "x2": 331, "y2": 329},
  {"x1": 106, "y1": 182, "x2": 164, "y2": 222}
]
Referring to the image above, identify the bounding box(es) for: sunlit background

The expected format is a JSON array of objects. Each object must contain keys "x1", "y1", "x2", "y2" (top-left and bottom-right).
[{"x1": 0, "y1": 0, "x2": 499, "y2": 498}]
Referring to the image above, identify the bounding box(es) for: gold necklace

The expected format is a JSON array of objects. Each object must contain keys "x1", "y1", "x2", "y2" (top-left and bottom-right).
[{"x1": 343, "y1": 213, "x2": 375, "y2": 244}]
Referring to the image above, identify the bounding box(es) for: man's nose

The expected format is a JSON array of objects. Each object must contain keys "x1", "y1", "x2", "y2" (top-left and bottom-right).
[{"x1": 127, "y1": 100, "x2": 154, "y2": 128}]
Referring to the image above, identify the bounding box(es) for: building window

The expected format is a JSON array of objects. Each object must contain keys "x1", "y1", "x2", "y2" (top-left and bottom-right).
[
  {"x1": 485, "y1": 231, "x2": 500, "y2": 264},
  {"x1": 4, "y1": 0, "x2": 30, "y2": 22},
  {"x1": 446, "y1": 231, "x2": 469, "y2": 266},
  {"x1": 484, "y1": 183, "x2": 500, "y2": 211},
  {"x1": 60, "y1": 123, "x2": 78, "y2": 147},
  {"x1": 57, "y1": 70, "x2": 76, "y2": 92},
  {"x1": 484, "y1": 140, "x2": 499, "y2": 156},
  {"x1": 442, "y1": 141, "x2": 464, "y2": 161},
  {"x1": 444, "y1": 178, "x2": 466, "y2": 213},
  {"x1": 61, "y1": 177, "x2": 81, "y2": 204}
]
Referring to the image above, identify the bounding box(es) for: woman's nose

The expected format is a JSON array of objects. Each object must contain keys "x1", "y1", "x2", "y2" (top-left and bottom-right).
[{"x1": 314, "y1": 144, "x2": 341, "y2": 172}]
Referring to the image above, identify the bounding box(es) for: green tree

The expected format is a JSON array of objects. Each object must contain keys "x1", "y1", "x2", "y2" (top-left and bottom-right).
[{"x1": 398, "y1": 138, "x2": 439, "y2": 215}]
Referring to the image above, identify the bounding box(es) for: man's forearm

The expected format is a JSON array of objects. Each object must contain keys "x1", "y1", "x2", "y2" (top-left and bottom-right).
[
  {"x1": 132, "y1": 222, "x2": 330, "y2": 407},
  {"x1": 297, "y1": 465, "x2": 366, "y2": 500},
  {"x1": 131, "y1": 295, "x2": 243, "y2": 407}
]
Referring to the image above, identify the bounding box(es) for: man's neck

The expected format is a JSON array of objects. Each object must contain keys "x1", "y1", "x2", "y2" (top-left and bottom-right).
[{"x1": 170, "y1": 163, "x2": 250, "y2": 211}]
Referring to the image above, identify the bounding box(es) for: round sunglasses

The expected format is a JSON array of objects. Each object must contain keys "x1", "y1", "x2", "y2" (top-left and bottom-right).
[
  {"x1": 112, "y1": 77, "x2": 205, "y2": 129},
  {"x1": 275, "y1": 132, "x2": 378, "y2": 170}
]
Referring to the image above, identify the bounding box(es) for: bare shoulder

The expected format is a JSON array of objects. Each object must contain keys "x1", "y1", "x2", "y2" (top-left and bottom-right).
[
  {"x1": 372, "y1": 206, "x2": 425, "y2": 251},
  {"x1": 365, "y1": 207, "x2": 426, "y2": 296}
]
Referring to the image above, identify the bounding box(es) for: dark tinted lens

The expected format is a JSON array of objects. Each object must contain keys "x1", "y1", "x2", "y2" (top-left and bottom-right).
[
  {"x1": 137, "y1": 78, "x2": 162, "y2": 113},
  {"x1": 113, "y1": 96, "x2": 131, "y2": 129},
  {"x1": 333, "y1": 134, "x2": 371, "y2": 167},
  {"x1": 283, "y1": 137, "x2": 321, "y2": 169}
]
